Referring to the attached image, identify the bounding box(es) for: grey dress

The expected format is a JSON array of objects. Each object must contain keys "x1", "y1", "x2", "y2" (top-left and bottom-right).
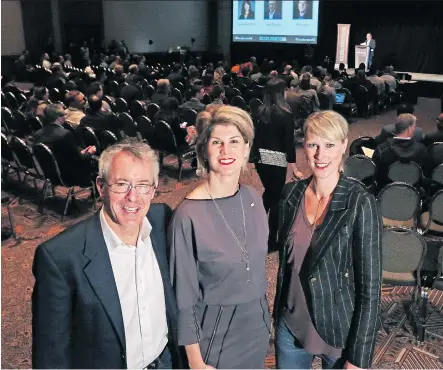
[{"x1": 168, "y1": 185, "x2": 271, "y2": 369}]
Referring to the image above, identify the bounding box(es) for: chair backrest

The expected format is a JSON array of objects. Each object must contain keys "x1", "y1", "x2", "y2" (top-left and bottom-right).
[
  {"x1": 1, "y1": 107, "x2": 14, "y2": 133},
  {"x1": 155, "y1": 120, "x2": 177, "y2": 153},
  {"x1": 5, "y1": 92, "x2": 19, "y2": 110},
  {"x1": 119, "y1": 112, "x2": 138, "y2": 138},
  {"x1": 349, "y1": 136, "x2": 377, "y2": 156},
  {"x1": 387, "y1": 161, "x2": 422, "y2": 186},
  {"x1": 77, "y1": 126, "x2": 100, "y2": 152},
  {"x1": 318, "y1": 92, "x2": 330, "y2": 110},
  {"x1": 28, "y1": 116, "x2": 44, "y2": 132},
  {"x1": 32, "y1": 143, "x2": 64, "y2": 185},
  {"x1": 171, "y1": 88, "x2": 182, "y2": 103},
  {"x1": 98, "y1": 130, "x2": 118, "y2": 151},
  {"x1": 249, "y1": 98, "x2": 263, "y2": 119},
  {"x1": 432, "y1": 164, "x2": 443, "y2": 186},
  {"x1": 49, "y1": 88, "x2": 61, "y2": 103},
  {"x1": 202, "y1": 94, "x2": 212, "y2": 105},
  {"x1": 382, "y1": 227, "x2": 426, "y2": 275},
  {"x1": 343, "y1": 155, "x2": 376, "y2": 185},
  {"x1": 147, "y1": 103, "x2": 160, "y2": 120},
  {"x1": 182, "y1": 109, "x2": 197, "y2": 126},
  {"x1": 145, "y1": 85, "x2": 155, "y2": 99},
  {"x1": 9, "y1": 136, "x2": 37, "y2": 170},
  {"x1": 1, "y1": 133, "x2": 15, "y2": 162},
  {"x1": 107, "y1": 80, "x2": 120, "y2": 98},
  {"x1": 231, "y1": 95, "x2": 247, "y2": 110},
  {"x1": 12, "y1": 110, "x2": 28, "y2": 136},
  {"x1": 429, "y1": 189, "x2": 443, "y2": 226},
  {"x1": 130, "y1": 100, "x2": 145, "y2": 119},
  {"x1": 428, "y1": 142, "x2": 443, "y2": 168},
  {"x1": 115, "y1": 98, "x2": 128, "y2": 113},
  {"x1": 1, "y1": 91, "x2": 7, "y2": 108},
  {"x1": 136, "y1": 116, "x2": 156, "y2": 145},
  {"x1": 378, "y1": 182, "x2": 421, "y2": 223}
]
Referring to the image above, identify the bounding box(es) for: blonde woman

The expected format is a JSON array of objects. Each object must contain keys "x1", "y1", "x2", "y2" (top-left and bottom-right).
[
  {"x1": 169, "y1": 106, "x2": 270, "y2": 369},
  {"x1": 274, "y1": 111, "x2": 382, "y2": 369}
]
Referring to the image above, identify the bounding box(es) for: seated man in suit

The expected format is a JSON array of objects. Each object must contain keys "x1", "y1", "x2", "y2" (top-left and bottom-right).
[
  {"x1": 120, "y1": 74, "x2": 144, "y2": 107},
  {"x1": 264, "y1": 0, "x2": 282, "y2": 19},
  {"x1": 152, "y1": 79, "x2": 171, "y2": 107},
  {"x1": 80, "y1": 95, "x2": 115, "y2": 134},
  {"x1": 423, "y1": 113, "x2": 443, "y2": 147},
  {"x1": 167, "y1": 63, "x2": 184, "y2": 86},
  {"x1": 33, "y1": 104, "x2": 96, "y2": 185},
  {"x1": 207, "y1": 85, "x2": 225, "y2": 108},
  {"x1": 33, "y1": 86, "x2": 50, "y2": 118},
  {"x1": 373, "y1": 113, "x2": 428, "y2": 189},
  {"x1": 32, "y1": 139, "x2": 182, "y2": 369},
  {"x1": 85, "y1": 82, "x2": 112, "y2": 114},
  {"x1": 376, "y1": 103, "x2": 424, "y2": 144},
  {"x1": 64, "y1": 90, "x2": 86, "y2": 126},
  {"x1": 179, "y1": 85, "x2": 206, "y2": 112}
]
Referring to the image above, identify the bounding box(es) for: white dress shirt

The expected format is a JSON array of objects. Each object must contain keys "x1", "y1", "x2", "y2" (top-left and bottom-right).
[{"x1": 100, "y1": 209, "x2": 168, "y2": 369}]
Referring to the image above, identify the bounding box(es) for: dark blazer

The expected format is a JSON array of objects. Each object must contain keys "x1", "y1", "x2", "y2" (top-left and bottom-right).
[
  {"x1": 32, "y1": 204, "x2": 182, "y2": 369},
  {"x1": 274, "y1": 176, "x2": 382, "y2": 368},
  {"x1": 239, "y1": 10, "x2": 255, "y2": 19},
  {"x1": 422, "y1": 129, "x2": 443, "y2": 147},
  {"x1": 179, "y1": 98, "x2": 206, "y2": 113},
  {"x1": 80, "y1": 111, "x2": 114, "y2": 134},
  {"x1": 264, "y1": 9, "x2": 282, "y2": 19}
]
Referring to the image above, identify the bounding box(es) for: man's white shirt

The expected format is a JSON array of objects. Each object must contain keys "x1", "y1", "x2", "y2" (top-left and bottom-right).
[{"x1": 100, "y1": 209, "x2": 168, "y2": 369}]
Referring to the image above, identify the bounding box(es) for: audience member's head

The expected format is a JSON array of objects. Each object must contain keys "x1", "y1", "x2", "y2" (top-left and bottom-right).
[
  {"x1": 114, "y1": 64, "x2": 124, "y2": 75},
  {"x1": 52, "y1": 63, "x2": 62, "y2": 74},
  {"x1": 161, "y1": 97, "x2": 179, "y2": 112},
  {"x1": 203, "y1": 74, "x2": 213, "y2": 87},
  {"x1": 157, "y1": 79, "x2": 171, "y2": 94},
  {"x1": 241, "y1": 67, "x2": 250, "y2": 78},
  {"x1": 221, "y1": 74, "x2": 231, "y2": 86},
  {"x1": 357, "y1": 69, "x2": 367, "y2": 81},
  {"x1": 44, "y1": 104, "x2": 65, "y2": 125},
  {"x1": 172, "y1": 63, "x2": 181, "y2": 73},
  {"x1": 395, "y1": 113, "x2": 417, "y2": 136},
  {"x1": 65, "y1": 80, "x2": 77, "y2": 91},
  {"x1": 437, "y1": 113, "x2": 443, "y2": 130},
  {"x1": 284, "y1": 65, "x2": 292, "y2": 74},
  {"x1": 65, "y1": 90, "x2": 86, "y2": 110},
  {"x1": 331, "y1": 70, "x2": 340, "y2": 80},
  {"x1": 128, "y1": 64, "x2": 138, "y2": 74},
  {"x1": 339, "y1": 63, "x2": 345, "y2": 71},
  {"x1": 88, "y1": 95, "x2": 103, "y2": 113},
  {"x1": 86, "y1": 82, "x2": 104, "y2": 98},
  {"x1": 211, "y1": 85, "x2": 225, "y2": 100},
  {"x1": 34, "y1": 86, "x2": 49, "y2": 101},
  {"x1": 299, "y1": 73, "x2": 311, "y2": 90},
  {"x1": 269, "y1": 70, "x2": 279, "y2": 78},
  {"x1": 358, "y1": 63, "x2": 366, "y2": 71},
  {"x1": 396, "y1": 102, "x2": 414, "y2": 116}
]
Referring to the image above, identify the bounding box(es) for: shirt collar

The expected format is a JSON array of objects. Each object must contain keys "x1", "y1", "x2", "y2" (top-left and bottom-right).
[{"x1": 99, "y1": 207, "x2": 152, "y2": 252}]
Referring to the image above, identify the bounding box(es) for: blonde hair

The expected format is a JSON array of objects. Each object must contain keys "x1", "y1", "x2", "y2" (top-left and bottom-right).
[
  {"x1": 303, "y1": 110, "x2": 348, "y2": 142},
  {"x1": 98, "y1": 138, "x2": 159, "y2": 184},
  {"x1": 195, "y1": 106, "x2": 254, "y2": 175}
]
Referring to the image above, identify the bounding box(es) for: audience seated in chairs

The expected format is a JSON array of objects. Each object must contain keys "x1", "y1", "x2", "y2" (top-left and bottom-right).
[
  {"x1": 85, "y1": 82, "x2": 112, "y2": 114},
  {"x1": 375, "y1": 103, "x2": 423, "y2": 144},
  {"x1": 380, "y1": 66, "x2": 397, "y2": 93},
  {"x1": 112, "y1": 64, "x2": 126, "y2": 85},
  {"x1": 32, "y1": 104, "x2": 96, "y2": 185},
  {"x1": 179, "y1": 85, "x2": 206, "y2": 112},
  {"x1": 153, "y1": 97, "x2": 187, "y2": 147},
  {"x1": 80, "y1": 95, "x2": 114, "y2": 134},
  {"x1": 32, "y1": 86, "x2": 50, "y2": 118},
  {"x1": 64, "y1": 90, "x2": 86, "y2": 126},
  {"x1": 423, "y1": 113, "x2": 443, "y2": 147},
  {"x1": 120, "y1": 74, "x2": 144, "y2": 107},
  {"x1": 207, "y1": 85, "x2": 225, "y2": 108},
  {"x1": 373, "y1": 113, "x2": 428, "y2": 189},
  {"x1": 167, "y1": 63, "x2": 184, "y2": 85},
  {"x1": 318, "y1": 76, "x2": 336, "y2": 109},
  {"x1": 125, "y1": 64, "x2": 139, "y2": 85},
  {"x1": 293, "y1": 73, "x2": 320, "y2": 112},
  {"x1": 151, "y1": 79, "x2": 171, "y2": 107}
]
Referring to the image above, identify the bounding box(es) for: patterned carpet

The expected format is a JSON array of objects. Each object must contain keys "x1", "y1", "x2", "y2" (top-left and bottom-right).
[{"x1": 2, "y1": 98, "x2": 443, "y2": 369}]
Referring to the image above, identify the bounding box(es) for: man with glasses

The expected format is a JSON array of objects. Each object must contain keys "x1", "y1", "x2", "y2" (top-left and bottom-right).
[{"x1": 32, "y1": 139, "x2": 182, "y2": 369}]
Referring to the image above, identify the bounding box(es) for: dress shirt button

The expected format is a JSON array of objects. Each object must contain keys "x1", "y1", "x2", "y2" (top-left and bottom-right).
[{"x1": 310, "y1": 277, "x2": 317, "y2": 283}]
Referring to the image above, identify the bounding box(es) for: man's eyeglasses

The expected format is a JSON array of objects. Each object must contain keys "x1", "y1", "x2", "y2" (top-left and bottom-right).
[{"x1": 102, "y1": 180, "x2": 156, "y2": 194}]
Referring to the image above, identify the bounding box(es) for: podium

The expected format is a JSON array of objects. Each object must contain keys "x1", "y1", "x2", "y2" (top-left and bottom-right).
[{"x1": 355, "y1": 45, "x2": 368, "y2": 69}]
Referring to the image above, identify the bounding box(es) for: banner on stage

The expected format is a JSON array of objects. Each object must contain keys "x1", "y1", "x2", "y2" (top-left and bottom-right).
[{"x1": 335, "y1": 24, "x2": 351, "y2": 69}]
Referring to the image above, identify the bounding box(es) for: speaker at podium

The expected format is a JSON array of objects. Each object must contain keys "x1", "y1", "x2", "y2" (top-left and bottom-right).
[{"x1": 355, "y1": 45, "x2": 368, "y2": 69}]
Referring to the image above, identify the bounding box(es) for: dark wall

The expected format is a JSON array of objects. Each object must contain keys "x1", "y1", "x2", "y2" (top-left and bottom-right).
[
  {"x1": 21, "y1": 0, "x2": 53, "y2": 55},
  {"x1": 231, "y1": 1, "x2": 443, "y2": 74}
]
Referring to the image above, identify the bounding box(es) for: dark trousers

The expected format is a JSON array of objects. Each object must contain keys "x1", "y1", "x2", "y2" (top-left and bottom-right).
[{"x1": 255, "y1": 163, "x2": 287, "y2": 249}]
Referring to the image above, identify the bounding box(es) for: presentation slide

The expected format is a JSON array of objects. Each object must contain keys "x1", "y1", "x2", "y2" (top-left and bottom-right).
[{"x1": 232, "y1": 0, "x2": 319, "y2": 44}]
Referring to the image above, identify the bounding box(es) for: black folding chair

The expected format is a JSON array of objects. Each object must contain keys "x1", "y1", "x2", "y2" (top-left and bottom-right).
[
  {"x1": 231, "y1": 95, "x2": 247, "y2": 110},
  {"x1": 249, "y1": 98, "x2": 263, "y2": 120},
  {"x1": 181, "y1": 109, "x2": 198, "y2": 126},
  {"x1": 147, "y1": 103, "x2": 160, "y2": 120},
  {"x1": 130, "y1": 100, "x2": 146, "y2": 119},
  {"x1": 343, "y1": 155, "x2": 377, "y2": 190},
  {"x1": 98, "y1": 130, "x2": 118, "y2": 150},
  {"x1": 115, "y1": 98, "x2": 129, "y2": 114},
  {"x1": 119, "y1": 112, "x2": 142, "y2": 140},
  {"x1": 137, "y1": 116, "x2": 156, "y2": 146},
  {"x1": 9, "y1": 136, "x2": 43, "y2": 188},
  {"x1": 1, "y1": 133, "x2": 20, "y2": 181},
  {"x1": 388, "y1": 161, "x2": 422, "y2": 187}
]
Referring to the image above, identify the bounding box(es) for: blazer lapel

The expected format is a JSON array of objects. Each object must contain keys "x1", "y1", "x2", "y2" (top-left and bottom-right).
[
  {"x1": 82, "y1": 213, "x2": 126, "y2": 351},
  {"x1": 308, "y1": 176, "x2": 350, "y2": 273}
]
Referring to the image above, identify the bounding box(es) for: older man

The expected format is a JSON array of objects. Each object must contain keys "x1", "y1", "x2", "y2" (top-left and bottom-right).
[{"x1": 32, "y1": 139, "x2": 182, "y2": 369}]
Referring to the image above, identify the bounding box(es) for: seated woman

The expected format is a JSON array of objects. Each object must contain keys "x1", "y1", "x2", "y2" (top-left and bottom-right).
[
  {"x1": 318, "y1": 76, "x2": 337, "y2": 109},
  {"x1": 273, "y1": 110, "x2": 382, "y2": 369},
  {"x1": 295, "y1": 73, "x2": 320, "y2": 112},
  {"x1": 169, "y1": 106, "x2": 271, "y2": 369}
]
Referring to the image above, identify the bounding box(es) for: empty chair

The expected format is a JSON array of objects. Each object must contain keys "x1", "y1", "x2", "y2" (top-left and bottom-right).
[
  {"x1": 136, "y1": 116, "x2": 156, "y2": 145},
  {"x1": 147, "y1": 103, "x2": 160, "y2": 120},
  {"x1": 1, "y1": 91, "x2": 7, "y2": 108},
  {"x1": 181, "y1": 109, "x2": 198, "y2": 126},
  {"x1": 1, "y1": 133, "x2": 20, "y2": 180},
  {"x1": 427, "y1": 142, "x2": 443, "y2": 170},
  {"x1": 431, "y1": 164, "x2": 443, "y2": 187},
  {"x1": 16, "y1": 93, "x2": 27, "y2": 107},
  {"x1": 119, "y1": 112, "x2": 141, "y2": 140},
  {"x1": 249, "y1": 98, "x2": 263, "y2": 119},
  {"x1": 145, "y1": 84, "x2": 155, "y2": 99},
  {"x1": 388, "y1": 161, "x2": 422, "y2": 186},
  {"x1": 349, "y1": 136, "x2": 377, "y2": 157},
  {"x1": 28, "y1": 116, "x2": 44, "y2": 132},
  {"x1": 231, "y1": 95, "x2": 247, "y2": 110},
  {"x1": 1, "y1": 107, "x2": 15, "y2": 134},
  {"x1": 98, "y1": 130, "x2": 118, "y2": 151},
  {"x1": 12, "y1": 110, "x2": 29, "y2": 137},
  {"x1": 317, "y1": 92, "x2": 330, "y2": 110},
  {"x1": 49, "y1": 88, "x2": 62, "y2": 104},
  {"x1": 32, "y1": 143, "x2": 96, "y2": 220},
  {"x1": 378, "y1": 182, "x2": 421, "y2": 229},
  {"x1": 171, "y1": 88, "x2": 182, "y2": 103},
  {"x1": 343, "y1": 155, "x2": 376, "y2": 188},
  {"x1": 355, "y1": 85, "x2": 374, "y2": 117},
  {"x1": 115, "y1": 98, "x2": 128, "y2": 114},
  {"x1": 77, "y1": 126, "x2": 101, "y2": 154},
  {"x1": 130, "y1": 100, "x2": 145, "y2": 119},
  {"x1": 5, "y1": 92, "x2": 19, "y2": 110},
  {"x1": 9, "y1": 136, "x2": 42, "y2": 187},
  {"x1": 419, "y1": 189, "x2": 443, "y2": 237},
  {"x1": 107, "y1": 80, "x2": 120, "y2": 98}
]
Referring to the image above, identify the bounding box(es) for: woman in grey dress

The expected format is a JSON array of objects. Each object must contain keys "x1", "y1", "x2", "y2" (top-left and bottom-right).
[{"x1": 169, "y1": 106, "x2": 271, "y2": 369}]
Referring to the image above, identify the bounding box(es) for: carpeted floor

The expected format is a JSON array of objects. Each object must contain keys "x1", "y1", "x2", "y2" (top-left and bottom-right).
[{"x1": 2, "y1": 98, "x2": 443, "y2": 369}]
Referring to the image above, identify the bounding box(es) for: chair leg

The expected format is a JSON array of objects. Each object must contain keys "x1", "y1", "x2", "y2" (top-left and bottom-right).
[
  {"x1": 177, "y1": 156, "x2": 183, "y2": 181},
  {"x1": 417, "y1": 286, "x2": 429, "y2": 343},
  {"x1": 6, "y1": 204, "x2": 16, "y2": 240},
  {"x1": 62, "y1": 187, "x2": 74, "y2": 221},
  {"x1": 39, "y1": 181, "x2": 50, "y2": 213}
]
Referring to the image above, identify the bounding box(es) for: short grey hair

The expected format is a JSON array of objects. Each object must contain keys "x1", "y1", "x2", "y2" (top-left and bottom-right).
[{"x1": 98, "y1": 139, "x2": 160, "y2": 183}]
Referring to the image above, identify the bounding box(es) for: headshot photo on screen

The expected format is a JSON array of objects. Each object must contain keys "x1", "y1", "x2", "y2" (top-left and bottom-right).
[
  {"x1": 264, "y1": 0, "x2": 282, "y2": 20},
  {"x1": 238, "y1": 0, "x2": 255, "y2": 20},
  {"x1": 293, "y1": 0, "x2": 313, "y2": 19}
]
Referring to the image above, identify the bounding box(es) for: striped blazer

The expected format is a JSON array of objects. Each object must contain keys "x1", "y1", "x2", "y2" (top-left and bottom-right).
[{"x1": 274, "y1": 175, "x2": 382, "y2": 368}]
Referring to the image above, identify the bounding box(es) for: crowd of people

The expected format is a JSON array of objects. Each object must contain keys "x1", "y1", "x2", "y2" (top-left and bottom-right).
[{"x1": 2, "y1": 43, "x2": 442, "y2": 370}]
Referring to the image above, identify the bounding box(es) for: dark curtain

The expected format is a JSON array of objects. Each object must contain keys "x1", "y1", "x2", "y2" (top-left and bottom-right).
[{"x1": 231, "y1": 1, "x2": 443, "y2": 74}]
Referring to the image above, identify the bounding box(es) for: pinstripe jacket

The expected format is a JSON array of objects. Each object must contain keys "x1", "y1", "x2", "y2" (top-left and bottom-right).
[{"x1": 274, "y1": 175, "x2": 382, "y2": 368}]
